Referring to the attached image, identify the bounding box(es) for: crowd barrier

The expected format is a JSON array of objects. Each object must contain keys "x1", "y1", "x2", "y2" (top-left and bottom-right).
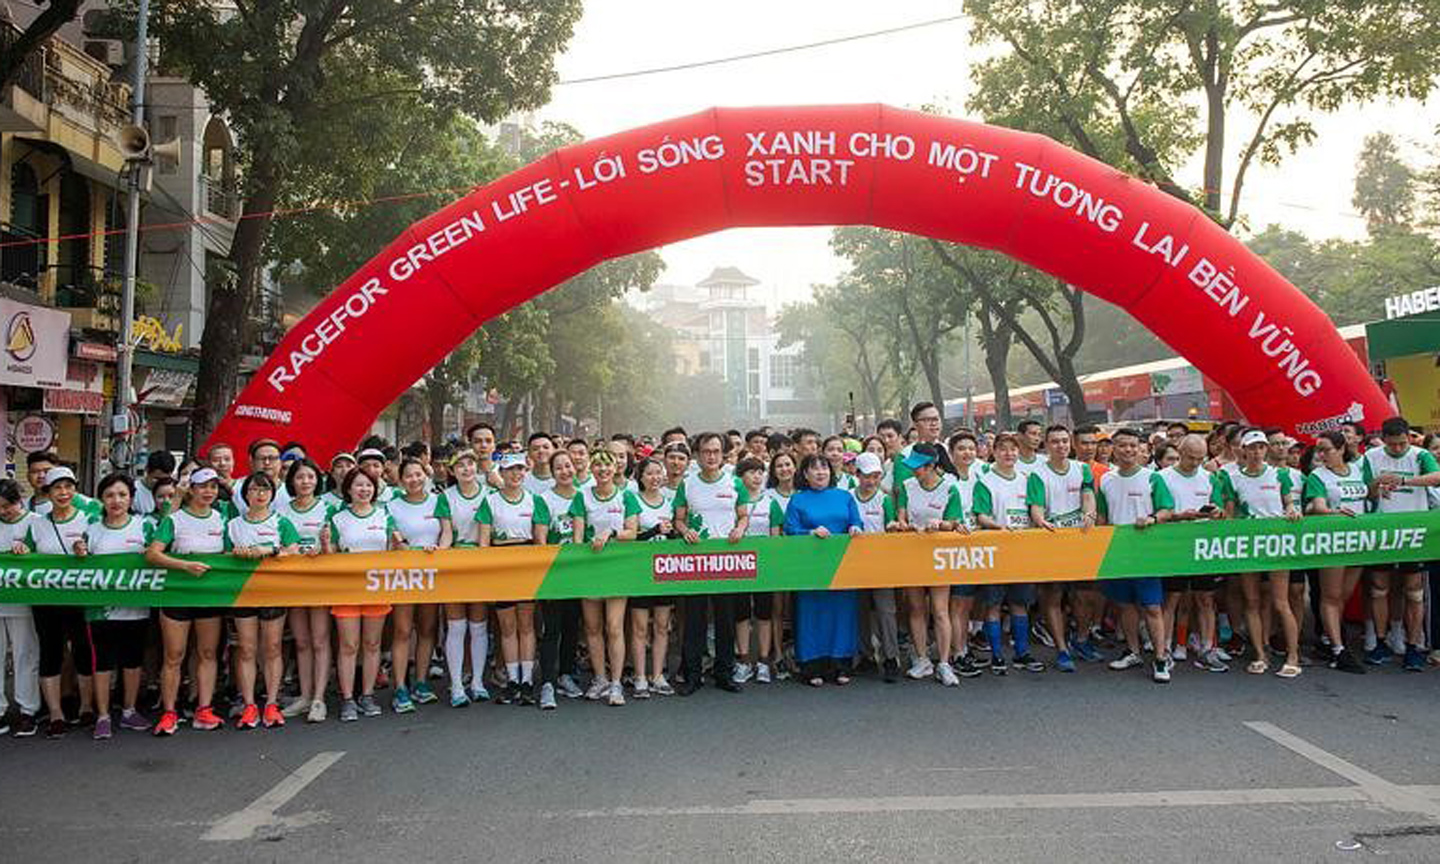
[{"x1": 0, "y1": 512, "x2": 1434, "y2": 608}]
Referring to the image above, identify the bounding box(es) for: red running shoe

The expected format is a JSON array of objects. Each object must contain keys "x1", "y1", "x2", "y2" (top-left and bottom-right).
[
  {"x1": 235, "y1": 703, "x2": 260, "y2": 730},
  {"x1": 262, "y1": 703, "x2": 284, "y2": 728},
  {"x1": 153, "y1": 711, "x2": 180, "y2": 736},
  {"x1": 193, "y1": 705, "x2": 224, "y2": 731}
]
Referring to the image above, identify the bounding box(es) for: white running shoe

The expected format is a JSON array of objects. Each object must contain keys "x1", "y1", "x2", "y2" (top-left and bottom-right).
[
  {"x1": 755, "y1": 662, "x2": 772, "y2": 684},
  {"x1": 607, "y1": 682, "x2": 626, "y2": 706},
  {"x1": 937, "y1": 661, "x2": 960, "y2": 687},
  {"x1": 651, "y1": 675, "x2": 675, "y2": 696},
  {"x1": 1109, "y1": 651, "x2": 1144, "y2": 671},
  {"x1": 306, "y1": 700, "x2": 327, "y2": 723},
  {"x1": 281, "y1": 696, "x2": 312, "y2": 719},
  {"x1": 632, "y1": 678, "x2": 651, "y2": 699},
  {"x1": 557, "y1": 674, "x2": 584, "y2": 699},
  {"x1": 585, "y1": 676, "x2": 611, "y2": 701},
  {"x1": 907, "y1": 657, "x2": 935, "y2": 679},
  {"x1": 733, "y1": 662, "x2": 754, "y2": 684},
  {"x1": 1172, "y1": 643, "x2": 1188, "y2": 663}
]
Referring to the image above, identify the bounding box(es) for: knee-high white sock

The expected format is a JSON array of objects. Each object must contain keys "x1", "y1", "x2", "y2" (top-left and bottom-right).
[
  {"x1": 445, "y1": 620, "x2": 467, "y2": 694},
  {"x1": 468, "y1": 621, "x2": 489, "y2": 688}
]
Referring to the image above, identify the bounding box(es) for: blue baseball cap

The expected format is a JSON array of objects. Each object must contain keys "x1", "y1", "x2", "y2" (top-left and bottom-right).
[{"x1": 902, "y1": 442, "x2": 941, "y2": 470}]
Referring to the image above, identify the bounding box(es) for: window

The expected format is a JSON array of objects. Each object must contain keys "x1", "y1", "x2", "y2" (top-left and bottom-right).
[
  {"x1": 748, "y1": 371, "x2": 760, "y2": 396},
  {"x1": 769, "y1": 354, "x2": 800, "y2": 389},
  {"x1": 747, "y1": 346, "x2": 760, "y2": 371}
]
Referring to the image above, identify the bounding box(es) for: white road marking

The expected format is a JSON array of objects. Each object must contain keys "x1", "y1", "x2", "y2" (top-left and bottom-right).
[
  {"x1": 202, "y1": 751, "x2": 346, "y2": 841},
  {"x1": 1243, "y1": 721, "x2": 1440, "y2": 820}
]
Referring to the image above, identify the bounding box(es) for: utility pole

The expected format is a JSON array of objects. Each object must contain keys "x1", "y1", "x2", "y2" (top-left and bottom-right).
[{"x1": 114, "y1": 0, "x2": 150, "y2": 470}]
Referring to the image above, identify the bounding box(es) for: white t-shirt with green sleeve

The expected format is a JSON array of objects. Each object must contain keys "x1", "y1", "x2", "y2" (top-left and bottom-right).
[
  {"x1": 1360, "y1": 445, "x2": 1440, "y2": 514},
  {"x1": 635, "y1": 491, "x2": 674, "y2": 541},
  {"x1": 1097, "y1": 466, "x2": 1169, "y2": 526},
  {"x1": 277, "y1": 498, "x2": 329, "y2": 552},
  {"x1": 1224, "y1": 465, "x2": 1292, "y2": 519},
  {"x1": 540, "y1": 488, "x2": 577, "y2": 545},
  {"x1": 1303, "y1": 463, "x2": 1368, "y2": 513},
  {"x1": 1156, "y1": 465, "x2": 1222, "y2": 514},
  {"x1": 673, "y1": 471, "x2": 749, "y2": 538},
  {"x1": 226, "y1": 511, "x2": 301, "y2": 552},
  {"x1": 568, "y1": 485, "x2": 641, "y2": 542},
  {"x1": 1025, "y1": 459, "x2": 1093, "y2": 527},
  {"x1": 477, "y1": 489, "x2": 549, "y2": 544},
  {"x1": 149, "y1": 507, "x2": 228, "y2": 555},
  {"x1": 327, "y1": 505, "x2": 395, "y2": 553},
  {"x1": 897, "y1": 475, "x2": 963, "y2": 529},
  {"x1": 973, "y1": 468, "x2": 1032, "y2": 529},
  {"x1": 444, "y1": 485, "x2": 488, "y2": 547},
  {"x1": 84, "y1": 515, "x2": 151, "y2": 621},
  {"x1": 388, "y1": 491, "x2": 451, "y2": 549}
]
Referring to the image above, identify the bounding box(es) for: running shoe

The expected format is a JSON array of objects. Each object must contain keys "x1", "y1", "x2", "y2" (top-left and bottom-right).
[
  {"x1": 607, "y1": 682, "x2": 626, "y2": 707},
  {"x1": 92, "y1": 715, "x2": 113, "y2": 740},
  {"x1": 235, "y1": 703, "x2": 261, "y2": 730},
  {"x1": 119, "y1": 709, "x2": 151, "y2": 732},
  {"x1": 1152, "y1": 658, "x2": 1171, "y2": 683},
  {"x1": 733, "y1": 662, "x2": 754, "y2": 684},
  {"x1": 1403, "y1": 645, "x2": 1425, "y2": 672},
  {"x1": 1030, "y1": 620, "x2": 1055, "y2": 649},
  {"x1": 1195, "y1": 648, "x2": 1229, "y2": 673},
  {"x1": 882, "y1": 658, "x2": 900, "y2": 683},
  {"x1": 1071, "y1": 640, "x2": 1101, "y2": 663},
  {"x1": 495, "y1": 681, "x2": 517, "y2": 705},
  {"x1": 1386, "y1": 626, "x2": 1407, "y2": 656},
  {"x1": 412, "y1": 681, "x2": 439, "y2": 704},
  {"x1": 651, "y1": 675, "x2": 675, "y2": 696},
  {"x1": 969, "y1": 631, "x2": 991, "y2": 656},
  {"x1": 13, "y1": 713, "x2": 37, "y2": 737},
  {"x1": 1215, "y1": 645, "x2": 1234, "y2": 663},
  {"x1": 991, "y1": 656, "x2": 1008, "y2": 676},
  {"x1": 152, "y1": 711, "x2": 180, "y2": 737},
  {"x1": 281, "y1": 696, "x2": 311, "y2": 719},
  {"x1": 518, "y1": 682, "x2": 536, "y2": 706},
  {"x1": 45, "y1": 718, "x2": 66, "y2": 739},
  {"x1": 955, "y1": 654, "x2": 982, "y2": 678},
  {"x1": 392, "y1": 687, "x2": 416, "y2": 714},
  {"x1": 585, "y1": 676, "x2": 611, "y2": 701},
  {"x1": 1328, "y1": 648, "x2": 1365, "y2": 674},
  {"x1": 1365, "y1": 644, "x2": 1394, "y2": 666},
  {"x1": 357, "y1": 694, "x2": 382, "y2": 717},
  {"x1": 755, "y1": 663, "x2": 772, "y2": 684},
  {"x1": 450, "y1": 689, "x2": 470, "y2": 709},
  {"x1": 0, "y1": 716, "x2": 9, "y2": 736},
  {"x1": 468, "y1": 683, "x2": 491, "y2": 703},
  {"x1": 307, "y1": 700, "x2": 327, "y2": 723},
  {"x1": 1172, "y1": 643, "x2": 1188, "y2": 663},
  {"x1": 538, "y1": 682, "x2": 557, "y2": 710},
  {"x1": 1016, "y1": 654, "x2": 1046, "y2": 673},
  {"x1": 193, "y1": 705, "x2": 224, "y2": 731},
  {"x1": 262, "y1": 703, "x2": 285, "y2": 728},
  {"x1": 557, "y1": 674, "x2": 584, "y2": 699},
  {"x1": 1108, "y1": 651, "x2": 1144, "y2": 671},
  {"x1": 632, "y1": 678, "x2": 651, "y2": 699},
  {"x1": 906, "y1": 657, "x2": 935, "y2": 680},
  {"x1": 339, "y1": 699, "x2": 359, "y2": 723},
  {"x1": 1055, "y1": 651, "x2": 1076, "y2": 673},
  {"x1": 936, "y1": 661, "x2": 960, "y2": 687},
  {"x1": 76, "y1": 709, "x2": 96, "y2": 728}
]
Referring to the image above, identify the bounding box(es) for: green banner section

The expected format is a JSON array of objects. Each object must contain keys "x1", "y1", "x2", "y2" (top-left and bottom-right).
[
  {"x1": 0, "y1": 554, "x2": 258, "y2": 608},
  {"x1": 536, "y1": 535, "x2": 853, "y2": 600},
  {"x1": 1097, "y1": 511, "x2": 1440, "y2": 579}
]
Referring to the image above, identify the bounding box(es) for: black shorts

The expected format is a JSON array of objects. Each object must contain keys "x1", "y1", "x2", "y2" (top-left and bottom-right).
[
  {"x1": 161, "y1": 607, "x2": 222, "y2": 622},
  {"x1": 229, "y1": 606, "x2": 287, "y2": 621},
  {"x1": 1166, "y1": 575, "x2": 1223, "y2": 592},
  {"x1": 89, "y1": 618, "x2": 148, "y2": 672},
  {"x1": 629, "y1": 595, "x2": 675, "y2": 611},
  {"x1": 733, "y1": 592, "x2": 775, "y2": 622},
  {"x1": 32, "y1": 605, "x2": 93, "y2": 678}
]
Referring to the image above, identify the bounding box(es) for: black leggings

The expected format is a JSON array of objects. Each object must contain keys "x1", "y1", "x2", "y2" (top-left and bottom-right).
[
  {"x1": 32, "y1": 605, "x2": 94, "y2": 678},
  {"x1": 538, "y1": 599, "x2": 581, "y2": 685},
  {"x1": 90, "y1": 619, "x2": 148, "y2": 672}
]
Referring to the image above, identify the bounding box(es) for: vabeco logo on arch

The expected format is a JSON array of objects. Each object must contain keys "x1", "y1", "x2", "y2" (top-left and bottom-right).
[{"x1": 206, "y1": 105, "x2": 1390, "y2": 471}]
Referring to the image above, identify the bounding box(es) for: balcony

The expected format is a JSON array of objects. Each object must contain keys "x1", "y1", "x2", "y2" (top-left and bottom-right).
[
  {"x1": 1, "y1": 23, "x2": 47, "y2": 132},
  {"x1": 0, "y1": 24, "x2": 131, "y2": 162},
  {"x1": 200, "y1": 173, "x2": 239, "y2": 220}
]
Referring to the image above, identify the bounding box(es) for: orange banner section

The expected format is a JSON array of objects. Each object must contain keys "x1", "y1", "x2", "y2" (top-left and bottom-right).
[
  {"x1": 831, "y1": 528, "x2": 1116, "y2": 589},
  {"x1": 233, "y1": 546, "x2": 559, "y2": 606}
]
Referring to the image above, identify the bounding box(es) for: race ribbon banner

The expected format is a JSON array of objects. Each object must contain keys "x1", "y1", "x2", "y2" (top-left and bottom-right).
[{"x1": 1, "y1": 512, "x2": 1435, "y2": 607}]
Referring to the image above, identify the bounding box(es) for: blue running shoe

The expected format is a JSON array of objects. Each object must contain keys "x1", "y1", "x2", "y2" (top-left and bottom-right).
[
  {"x1": 412, "y1": 681, "x2": 438, "y2": 704},
  {"x1": 1365, "y1": 644, "x2": 1394, "y2": 666},
  {"x1": 449, "y1": 689, "x2": 470, "y2": 708},
  {"x1": 1403, "y1": 645, "x2": 1425, "y2": 672},
  {"x1": 392, "y1": 687, "x2": 415, "y2": 714},
  {"x1": 1056, "y1": 651, "x2": 1076, "y2": 673},
  {"x1": 469, "y1": 684, "x2": 491, "y2": 703},
  {"x1": 1072, "y1": 640, "x2": 1101, "y2": 663}
]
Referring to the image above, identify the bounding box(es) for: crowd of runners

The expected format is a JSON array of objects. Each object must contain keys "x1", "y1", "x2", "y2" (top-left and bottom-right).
[{"x1": 0, "y1": 405, "x2": 1437, "y2": 742}]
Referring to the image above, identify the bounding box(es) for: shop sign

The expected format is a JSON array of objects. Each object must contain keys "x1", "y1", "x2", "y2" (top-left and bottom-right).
[
  {"x1": 1383, "y1": 286, "x2": 1440, "y2": 320},
  {"x1": 0, "y1": 299, "x2": 70, "y2": 389},
  {"x1": 1150, "y1": 366, "x2": 1202, "y2": 396},
  {"x1": 42, "y1": 360, "x2": 105, "y2": 415},
  {"x1": 73, "y1": 341, "x2": 118, "y2": 362},
  {"x1": 137, "y1": 368, "x2": 195, "y2": 407},
  {"x1": 13, "y1": 414, "x2": 54, "y2": 452}
]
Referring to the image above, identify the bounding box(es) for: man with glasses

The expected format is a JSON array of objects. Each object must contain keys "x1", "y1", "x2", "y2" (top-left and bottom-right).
[
  {"x1": 891, "y1": 403, "x2": 956, "y2": 494},
  {"x1": 233, "y1": 439, "x2": 290, "y2": 514}
]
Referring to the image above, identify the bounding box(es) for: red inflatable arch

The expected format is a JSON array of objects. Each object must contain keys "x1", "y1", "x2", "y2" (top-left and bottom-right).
[{"x1": 209, "y1": 104, "x2": 1386, "y2": 469}]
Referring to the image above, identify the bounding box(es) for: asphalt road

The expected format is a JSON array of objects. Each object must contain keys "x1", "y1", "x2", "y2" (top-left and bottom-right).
[{"x1": 2, "y1": 657, "x2": 1439, "y2": 862}]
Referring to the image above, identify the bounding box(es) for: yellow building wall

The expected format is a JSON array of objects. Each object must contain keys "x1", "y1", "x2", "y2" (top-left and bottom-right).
[{"x1": 1389, "y1": 353, "x2": 1440, "y2": 431}]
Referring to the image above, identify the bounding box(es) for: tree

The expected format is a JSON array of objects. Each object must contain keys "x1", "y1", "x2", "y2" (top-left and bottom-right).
[
  {"x1": 966, "y1": 0, "x2": 1440, "y2": 228},
  {"x1": 121, "y1": 0, "x2": 582, "y2": 440},
  {"x1": 0, "y1": 1, "x2": 82, "y2": 91},
  {"x1": 1353, "y1": 132, "x2": 1416, "y2": 234}
]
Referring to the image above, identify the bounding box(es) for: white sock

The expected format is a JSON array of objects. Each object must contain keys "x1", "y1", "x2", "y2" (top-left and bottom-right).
[
  {"x1": 519, "y1": 660, "x2": 534, "y2": 683},
  {"x1": 445, "y1": 620, "x2": 467, "y2": 694},
  {"x1": 1364, "y1": 619, "x2": 1377, "y2": 651},
  {"x1": 468, "y1": 621, "x2": 489, "y2": 688},
  {"x1": 506, "y1": 661, "x2": 520, "y2": 682}
]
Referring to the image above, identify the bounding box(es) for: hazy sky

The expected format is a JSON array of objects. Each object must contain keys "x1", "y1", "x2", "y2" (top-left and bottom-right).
[{"x1": 538, "y1": 1, "x2": 1436, "y2": 311}]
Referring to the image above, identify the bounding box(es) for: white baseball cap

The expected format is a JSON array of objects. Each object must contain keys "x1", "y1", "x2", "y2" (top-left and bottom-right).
[
  {"x1": 497, "y1": 453, "x2": 527, "y2": 470},
  {"x1": 42, "y1": 466, "x2": 76, "y2": 488},
  {"x1": 356, "y1": 448, "x2": 386, "y2": 463},
  {"x1": 855, "y1": 452, "x2": 884, "y2": 475},
  {"x1": 1239, "y1": 430, "x2": 1268, "y2": 448},
  {"x1": 189, "y1": 467, "x2": 219, "y2": 485}
]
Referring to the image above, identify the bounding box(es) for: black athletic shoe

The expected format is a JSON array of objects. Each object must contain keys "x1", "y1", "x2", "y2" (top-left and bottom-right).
[
  {"x1": 495, "y1": 682, "x2": 517, "y2": 705},
  {"x1": 1328, "y1": 648, "x2": 1366, "y2": 675},
  {"x1": 991, "y1": 656, "x2": 1008, "y2": 676},
  {"x1": 1015, "y1": 653, "x2": 1046, "y2": 673},
  {"x1": 955, "y1": 654, "x2": 983, "y2": 678},
  {"x1": 882, "y1": 659, "x2": 900, "y2": 683},
  {"x1": 517, "y1": 682, "x2": 536, "y2": 706}
]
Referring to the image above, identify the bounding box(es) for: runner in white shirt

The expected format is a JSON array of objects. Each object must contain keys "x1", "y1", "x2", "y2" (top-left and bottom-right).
[
  {"x1": 733, "y1": 458, "x2": 778, "y2": 686},
  {"x1": 1302, "y1": 431, "x2": 1369, "y2": 674},
  {"x1": 943, "y1": 431, "x2": 991, "y2": 679},
  {"x1": 226, "y1": 472, "x2": 301, "y2": 730},
  {"x1": 276, "y1": 458, "x2": 332, "y2": 722},
  {"x1": 75, "y1": 474, "x2": 153, "y2": 739},
  {"x1": 145, "y1": 467, "x2": 227, "y2": 737},
  {"x1": 479, "y1": 453, "x2": 551, "y2": 707},
  {"x1": 355, "y1": 448, "x2": 399, "y2": 504},
  {"x1": 1359, "y1": 416, "x2": 1440, "y2": 670},
  {"x1": 320, "y1": 452, "x2": 356, "y2": 512},
  {"x1": 1221, "y1": 429, "x2": 1303, "y2": 678},
  {"x1": 441, "y1": 449, "x2": 495, "y2": 707},
  {"x1": 0, "y1": 480, "x2": 39, "y2": 734},
  {"x1": 1155, "y1": 435, "x2": 1229, "y2": 673},
  {"x1": 630, "y1": 457, "x2": 678, "y2": 697},
  {"x1": 522, "y1": 433, "x2": 557, "y2": 497},
  {"x1": 972, "y1": 434, "x2": 1044, "y2": 675},
  {"x1": 823, "y1": 436, "x2": 858, "y2": 492},
  {"x1": 569, "y1": 450, "x2": 640, "y2": 705},
  {"x1": 896, "y1": 442, "x2": 966, "y2": 687},
  {"x1": 851, "y1": 452, "x2": 903, "y2": 681},
  {"x1": 1025, "y1": 425, "x2": 1097, "y2": 674},
  {"x1": 232, "y1": 439, "x2": 292, "y2": 515},
  {"x1": 386, "y1": 458, "x2": 452, "y2": 714}
]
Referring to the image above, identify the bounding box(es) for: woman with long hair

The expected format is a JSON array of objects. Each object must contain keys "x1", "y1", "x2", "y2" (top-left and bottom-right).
[
  {"x1": 278, "y1": 458, "x2": 332, "y2": 722},
  {"x1": 478, "y1": 453, "x2": 550, "y2": 705},
  {"x1": 1302, "y1": 430, "x2": 1369, "y2": 674},
  {"x1": 537, "y1": 450, "x2": 583, "y2": 707},
  {"x1": 569, "y1": 449, "x2": 638, "y2": 705},
  {"x1": 387, "y1": 458, "x2": 452, "y2": 713},
  {"x1": 442, "y1": 449, "x2": 493, "y2": 707},
  {"x1": 630, "y1": 457, "x2": 677, "y2": 696},
  {"x1": 783, "y1": 454, "x2": 863, "y2": 686}
]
